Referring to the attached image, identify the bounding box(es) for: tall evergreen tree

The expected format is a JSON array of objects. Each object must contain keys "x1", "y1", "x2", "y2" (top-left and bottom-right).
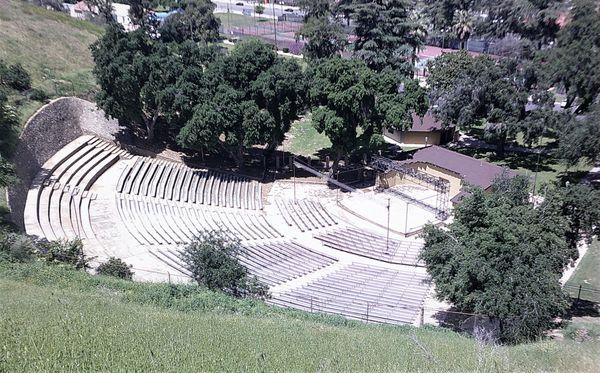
[{"x1": 352, "y1": 0, "x2": 422, "y2": 76}]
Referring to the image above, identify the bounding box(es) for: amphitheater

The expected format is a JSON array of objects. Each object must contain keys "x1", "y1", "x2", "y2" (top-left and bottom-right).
[{"x1": 12, "y1": 99, "x2": 448, "y2": 326}]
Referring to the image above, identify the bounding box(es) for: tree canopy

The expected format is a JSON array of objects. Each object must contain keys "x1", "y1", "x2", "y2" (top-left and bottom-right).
[
  {"x1": 476, "y1": 0, "x2": 564, "y2": 48},
  {"x1": 352, "y1": 0, "x2": 423, "y2": 76},
  {"x1": 307, "y1": 57, "x2": 427, "y2": 172},
  {"x1": 421, "y1": 176, "x2": 572, "y2": 343},
  {"x1": 542, "y1": 0, "x2": 600, "y2": 114},
  {"x1": 180, "y1": 231, "x2": 268, "y2": 299},
  {"x1": 296, "y1": 12, "x2": 347, "y2": 60},
  {"x1": 556, "y1": 106, "x2": 600, "y2": 167},
  {"x1": 177, "y1": 39, "x2": 306, "y2": 168},
  {"x1": 427, "y1": 51, "x2": 529, "y2": 155},
  {"x1": 159, "y1": 0, "x2": 220, "y2": 43},
  {"x1": 91, "y1": 24, "x2": 219, "y2": 141}
]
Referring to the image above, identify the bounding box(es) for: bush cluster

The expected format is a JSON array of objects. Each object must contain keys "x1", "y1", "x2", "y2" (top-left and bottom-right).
[
  {"x1": 0, "y1": 60, "x2": 31, "y2": 92},
  {"x1": 181, "y1": 231, "x2": 269, "y2": 300},
  {"x1": 96, "y1": 257, "x2": 133, "y2": 280},
  {"x1": 0, "y1": 229, "x2": 90, "y2": 269}
]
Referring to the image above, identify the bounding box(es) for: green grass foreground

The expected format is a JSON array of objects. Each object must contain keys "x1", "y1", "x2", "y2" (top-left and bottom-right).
[{"x1": 1, "y1": 262, "x2": 599, "y2": 371}]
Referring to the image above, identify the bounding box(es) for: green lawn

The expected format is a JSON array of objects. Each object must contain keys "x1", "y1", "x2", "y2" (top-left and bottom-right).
[
  {"x1": 1, "y1": 262, "x2": 599, "y2": 371},
  {"x1": 286, "y1": 115, "x2": 332, "y2": 157},
  {"x1": 566, "y1": 239, "x2": 600, "y2": 302}
]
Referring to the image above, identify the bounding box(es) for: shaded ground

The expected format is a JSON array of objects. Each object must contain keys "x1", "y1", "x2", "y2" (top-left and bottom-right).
[{"x1": 283, "y1": 115, "x2": 332, "y2": 158}]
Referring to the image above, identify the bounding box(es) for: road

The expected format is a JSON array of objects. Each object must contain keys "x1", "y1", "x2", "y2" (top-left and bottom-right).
[{"x1": 213, "y1": 0, "x2": 302, "y2": 19}]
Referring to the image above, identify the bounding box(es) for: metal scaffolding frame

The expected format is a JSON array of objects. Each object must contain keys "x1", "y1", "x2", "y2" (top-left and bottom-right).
[{"x1": 370, "y1": 156, "x2": 450, "y2": 219}]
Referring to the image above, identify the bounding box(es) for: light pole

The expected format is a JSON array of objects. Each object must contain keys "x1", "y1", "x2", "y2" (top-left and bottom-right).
[
  {"x1": 227, "y1": 0, "x2": 231, "y2": 35},
  {"x1": 292, "y1": 157, "x2": 296, "y2": 204},
  {"x1": 404, "y1": 201, "x2": 409, "y2": 233},
  {"x1": 271, "y1": 0, "x2": 277, "y2": 50},
  {"x1": 386, "y1": 198, "x2": 391, "y2": 253}
]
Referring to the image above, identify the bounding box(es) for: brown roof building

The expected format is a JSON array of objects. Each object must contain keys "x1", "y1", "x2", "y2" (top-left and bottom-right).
[
  {"x1": 395, "y1": 146, "x2": 517, "y2": 203},
  {"x1": 383, "y1": 112, "x2": 457, "y2": 148}
]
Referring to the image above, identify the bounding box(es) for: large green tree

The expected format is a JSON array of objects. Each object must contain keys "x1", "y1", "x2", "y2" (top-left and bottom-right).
[
  {"x1": 177, "y1": 39, "x2": 306, "y2": 168},
  {"x1": 421, "y1": 176, "x2": 572, "y2": 343},
  {"x1": 352, "y1": 0, "x2": 423, "y2": 76},
  {"x1": 545, "y1": 183, "x2": 600, "y2": 259},
  {"x1": 543, "y1": 0, "x2": 600, "y2": 114},
  {"x1": 297, "y1": 14, "x2": 347, "y2": 60},
  {"x1": 91, "y1": 24, "x2": 218, "y2": 141},
  {"x1": 427, "y1": 51, "x2": 528, "y2": 156},
  {"x1": 423, "y1": 0, "x2": 476, "y2": 45},
  {"x1": 159, "y1": 0, "x2": 221, "y2": 43},
  {"x1": 476, "y1": 0, "x2": 564, "y2": 48},
  {"x1": 307, "y1": 57, "x2": 427, "y2": 172},
  {"x1": 556, "y1": 106, "x2": 600, "y2": 167}
]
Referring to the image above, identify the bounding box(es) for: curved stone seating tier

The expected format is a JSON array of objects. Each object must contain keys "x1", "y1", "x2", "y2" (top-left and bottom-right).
[
  {"x1": 315, "y1": 227, "x2": 423, "y2": 266},
  {"x1": 24, "y1": 136, "x2": 130, "y2": 241},
  {"x1": 275, "y1": 199, "x2": 338, "y2": 232},
  {"x1": 117, "y1": 158, "x2": 263, "y2": 210},
  {"x1": 149, "y1": 241, "x2": 337, "y2": 287},
  {"x1": 148, "y1": 248, "x2": 192, "y2": 277},
  {"x1": 116, "y1": 195, "x2": 282, "y2": 246},
  {"x1": 270, "y1": 263, "x2": 431, "y2": 324},
  {"x1": 238, "y1": 241, "x2": 338, "y2": 286}
]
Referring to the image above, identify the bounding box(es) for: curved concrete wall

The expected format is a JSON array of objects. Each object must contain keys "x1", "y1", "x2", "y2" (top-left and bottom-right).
[{"x1": 7, "y1": 97, "x2": 122, "y2": 229}]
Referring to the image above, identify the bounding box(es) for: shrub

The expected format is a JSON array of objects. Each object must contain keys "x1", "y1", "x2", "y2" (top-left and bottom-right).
[
  {"x1": 181, "y1": 231, "x2": 269, "y2": 299},
  {"x1": 0, "y1": 230, "x2": 36, "y2": 263},
  {"x1": 97, "y1": 257, "x2": 133, "y2": 280},
  {"x1": 1, "y1": 63, "x2": 31, "y2": 91},
  {"x1": 38, "y1": 238, "x2": 90, "y2": 269},
  {"x1": 282, "y1": 47, "x2": 290, "y2": 53},
  {"x1": 29, "y1": 88, "x2": 49, "y2": 102}
]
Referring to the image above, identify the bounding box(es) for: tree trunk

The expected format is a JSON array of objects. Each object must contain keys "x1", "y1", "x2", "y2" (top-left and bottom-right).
[
  {"x1": 235, "y1": 144, "x2": 245, "y2": 171},
  {"x1": 460, "y1": 39, "x2": 465, "y2": 50},
  {"x1": 144, "y1": 112, "x2": 158, "y2": 142},
  {"x1": 496, "y1": 133, "x2": 507, "y2": 158},
  {"x1": 331, "y1": 149, "x2": 342, "y2": 175}
]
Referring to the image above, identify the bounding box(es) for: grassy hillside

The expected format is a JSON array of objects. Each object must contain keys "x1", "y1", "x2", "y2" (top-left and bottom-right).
[
  {"x1": 1, "y1": 262, "x2": 599, "y2": 372},
  {"x1": 0, "y1": 0, "x2": 102, "y2": 121}
]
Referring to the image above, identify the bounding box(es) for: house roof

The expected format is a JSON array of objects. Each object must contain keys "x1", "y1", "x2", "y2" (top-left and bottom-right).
[
  {"x1": 398, "y1": 145, "x2": 517, "y2": 190},
  {"x1": 410, "y1": 112, "x2": 448, "y2": 132},
  {"x1": 74, "y1": 1, "x2": 94, "y2": 13}
]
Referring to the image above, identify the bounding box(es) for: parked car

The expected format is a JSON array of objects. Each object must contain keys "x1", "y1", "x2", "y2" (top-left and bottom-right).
[{"x1": 236, "y1": 2, "x2": 244, "y2": 6}]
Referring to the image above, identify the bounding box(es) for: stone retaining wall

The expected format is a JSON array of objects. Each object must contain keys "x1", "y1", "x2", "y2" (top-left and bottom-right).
[{"x1": 7, "y1": 97, "x2": 123, "y2": 229}]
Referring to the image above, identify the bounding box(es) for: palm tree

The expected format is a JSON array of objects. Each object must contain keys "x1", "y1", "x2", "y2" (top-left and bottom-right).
[{"x1": 452, "y1": 10, "x2": 474, "y2": 50}]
